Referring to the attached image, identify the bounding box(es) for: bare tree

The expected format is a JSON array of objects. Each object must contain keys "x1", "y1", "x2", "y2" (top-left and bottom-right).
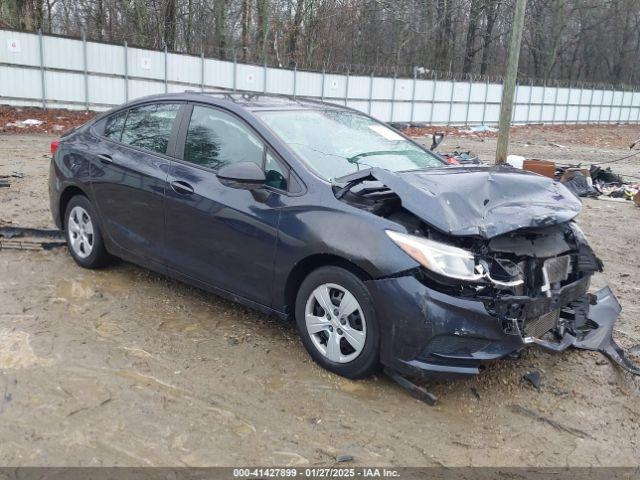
[{"x1": 4, "y1": 0, "x2": 640, "y2": 86}]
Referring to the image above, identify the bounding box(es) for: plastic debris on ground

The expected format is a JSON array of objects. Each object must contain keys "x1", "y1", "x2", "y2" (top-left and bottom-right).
[
  {"x1": 461, "y1": 124, "x2": 498, "y2": 134},
  {"x1": 438, "y1": 150, "x2": 483, "y2": 165},
  {"x1": 506, "y1": 154, "x2": 638, "y2": 204}
]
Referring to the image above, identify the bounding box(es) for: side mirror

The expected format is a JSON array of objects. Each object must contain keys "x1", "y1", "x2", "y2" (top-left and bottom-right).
[{"x1": 217, "y1": 161, "x2": 266, "y2": 190}]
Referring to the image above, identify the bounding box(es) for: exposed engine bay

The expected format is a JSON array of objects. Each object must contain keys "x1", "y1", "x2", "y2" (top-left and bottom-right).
[{"x1": 334, "y1": 166, "x2": 640, "y2": 376}]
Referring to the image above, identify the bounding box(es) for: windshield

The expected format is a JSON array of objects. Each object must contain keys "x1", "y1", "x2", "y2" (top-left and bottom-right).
[{"x1": 256, "y1": 109, "x2": 445, "y2": 180}]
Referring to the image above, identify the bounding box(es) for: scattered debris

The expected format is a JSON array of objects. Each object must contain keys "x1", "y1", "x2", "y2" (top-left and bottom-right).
[
  {"x1": 384, "y1": 368, "x2": 437, "y2": 406},
  {"x1": 467, "y1": 124, "x2": 497, "y2": 133},
  {"x1": 0, "y1": 239, "x2": 66, "y2": 251},
  {"x1": 335, "y1": 454, "x2": 354, "y2": 463},
  {"x1": 522, "y1": 371, "x2": 542, "y2": 390},
  {"x1": 506, "y1": 154, "x2": 525, "y2": 169},
  {"x1": 21, "y1": 118, "x2": 43, "y2": 126},
  {"x1": 0, "y1": 226, "x2": 66, "y2": 251},
  {"x1": 0, "y1": 226, "x2": 64, "y2": 239},
  {"x1": 430, "y1": 132, "x2": 444, "y2": 151},
  {"x1": 560, "y1": 170, "x2": 599, "y2": 198},
  {"x1": 0, "y1": 172, "x2": 25, "y2": 188},
  {"x1": 0, "y1": 106, "x2": 96, "y2": 134},
  {"x1": 510, "y1": 405, "x2": 593, "y2": 439},
  {"x1": 522, "y1": 159, "x2": 556, "y2": 178},
  {"x1": 438, "y1": 150, "x2": 482, "y2": 165}
]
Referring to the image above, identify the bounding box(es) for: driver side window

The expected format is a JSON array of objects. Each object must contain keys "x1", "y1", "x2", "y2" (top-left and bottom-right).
[
  {"x1": 183, "y1": 106, "x2": 264, "y2": 171},
  {"x1": 183, "y1": 105, "x2": 291, "y2": 192}
]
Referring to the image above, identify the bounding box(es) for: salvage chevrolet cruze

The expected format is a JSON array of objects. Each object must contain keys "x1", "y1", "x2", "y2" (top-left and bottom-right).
[{"x1": 49, "y1": 93, "x2": 639, "y2": 382}]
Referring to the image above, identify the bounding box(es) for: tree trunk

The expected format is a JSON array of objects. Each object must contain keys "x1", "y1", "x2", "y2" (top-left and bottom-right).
[
  {"x1": 255, "y1": 0, "x2": 269, "y2": 60},
  {"x1": 287, "y1": 0, "x2": 304, "y2": 67},
  {"x1": 480, "y1": 0, "x2": 497, "y2": 75},
  {"x1": 462, "y1": 0, "x2": 482, "y2": 74},
  {"x1": 164, "y1": 0, "x2": 177, "y2": 50},
  {"x1": 241, "y1": 0, "x2": 251, "y2": 61},
  {"x1": 215, "y1": 0, "x2": 228, "y2": 59}
]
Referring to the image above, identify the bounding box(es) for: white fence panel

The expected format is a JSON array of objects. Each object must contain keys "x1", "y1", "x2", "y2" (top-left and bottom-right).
[
  {"x1": 1, "y1": 29, "x2": 640, "y2": 124},
  {"x1": 296, "y1": 70, "x2": 322, "y2": 97},
  {"x1": 86, "y1": 41, "x2": 125, "y2": 76}
]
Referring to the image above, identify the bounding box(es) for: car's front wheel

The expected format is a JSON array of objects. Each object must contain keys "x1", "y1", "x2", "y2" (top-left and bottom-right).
[
  {"x1": 295, "y1": 266, "x2": 380, "y2": 379},
  {"x1": 64, "y1": 195, "x2": 111, "y2": 269}
]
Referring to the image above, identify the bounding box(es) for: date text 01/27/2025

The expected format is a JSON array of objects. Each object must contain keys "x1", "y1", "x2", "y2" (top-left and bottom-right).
[{"x1": 232, "y1": 467, "x2": 400, "y2": 478}]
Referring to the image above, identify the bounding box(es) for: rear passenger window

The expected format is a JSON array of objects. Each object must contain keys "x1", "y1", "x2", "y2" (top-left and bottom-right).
[
  {"x1": 183, "y1": 106, "x2": 264, "y2": 170},
  {"x1": 120, "y1": 103, "x2": 180, "y2": 154},
  {"x1": 104, "y1": 111, "x2": 127, "y2": 141}
]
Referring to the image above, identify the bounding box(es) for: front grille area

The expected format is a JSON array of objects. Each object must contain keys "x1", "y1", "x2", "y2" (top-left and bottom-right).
[{"x1": 524, "y1": 308, "x2": 560, "y2": 338}]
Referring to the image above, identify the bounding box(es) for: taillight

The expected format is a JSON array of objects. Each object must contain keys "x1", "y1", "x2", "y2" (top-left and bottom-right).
[{"x1": 50, "y1": 139, "x2": 60, "y2": 157}]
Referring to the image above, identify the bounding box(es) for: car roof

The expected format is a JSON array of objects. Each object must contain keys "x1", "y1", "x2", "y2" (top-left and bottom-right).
[{"x1": 122, "y1": 91, "x2": 346, "y2": 112}]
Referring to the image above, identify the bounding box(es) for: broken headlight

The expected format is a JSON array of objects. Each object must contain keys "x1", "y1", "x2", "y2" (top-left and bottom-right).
[{"x1": 386, "y1": 230, "x2": 483, "y2": 282}]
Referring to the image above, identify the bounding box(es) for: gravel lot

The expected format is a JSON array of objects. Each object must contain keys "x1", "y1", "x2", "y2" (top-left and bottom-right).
[{"x1": 0, "y1": 127, "x2": 639, "y2": 467}]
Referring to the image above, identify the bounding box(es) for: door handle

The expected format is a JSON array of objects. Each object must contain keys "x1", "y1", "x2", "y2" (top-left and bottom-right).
[
  {"x1": 97, "y1": 154, "x2": 113, "y2": 164},
  {"x1": 170, "y1": 180, "x2": 194, "y2": 195}
]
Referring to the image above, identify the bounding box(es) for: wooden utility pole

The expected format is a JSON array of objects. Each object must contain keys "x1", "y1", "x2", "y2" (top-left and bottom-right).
[{"x1": 495, "y1": 0, "x2": 527, "y2": 164}]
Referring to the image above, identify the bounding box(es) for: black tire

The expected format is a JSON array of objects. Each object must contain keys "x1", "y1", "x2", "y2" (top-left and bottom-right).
[
  {"x1": 295, "y1": 266, "x2": 380, "y2": 379},
  {"x1": 64, "y1": 195, "x2": 112, "y2": 269}
]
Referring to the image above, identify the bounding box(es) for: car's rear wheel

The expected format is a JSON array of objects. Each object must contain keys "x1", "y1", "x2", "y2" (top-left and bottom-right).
[
  {"x1": 295, "y1": 266, "x2": 380, "y2": 379},
  {"x1": 64, "y1": 195, "x2": 111, "y2": 269}
]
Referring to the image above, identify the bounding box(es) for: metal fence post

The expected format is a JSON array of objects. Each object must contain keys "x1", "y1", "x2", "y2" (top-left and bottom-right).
[
  {"x1": 626, "y1": 90, "x2": 634, "y2": 123},
  {"x1": 525, "y1": 82, "x2": 533, "y2": 124},
  {"x1": 38, "y1": 29, "x2": 46, "y2": 109},
  {"x1": 344, "y1": 69, "x2": 350, "y2": 107},
  {"x1": 233, "y1": 52, "x2": 237, "y2": 92},
  {"x1": 608, "y1": 87, "x2": 614, "y2": 123},
  {"x1": 447, "y1": 78, "x2": 455, "y2": 126},
  {"x1": 480, "y1": 77, "x2": 488, "y2": 125},
  {"x1": 551, "y1": 82, "x2": 559, "y2": 124},
  {"x1": 577, "y1": 84, "x2": 583, "y2": 124},
  {"x1": 123, "y1": 41, "x2": 128, "y2": 102},
  {"x1": 200, "y1": 52, "x2": 205, "y2": 91},
  {"x1": 464, "y1": 76, "x2": 472, "y2": 125},
  {"x1": 164, "y1": 45, "x2": 168, "y2": 93},
  {"x1": 293, "y1": 65, "x2": 297, "y2": 99},
  {"x1": 367, "y1": 72, "x2": 373, "y2": 114},
  {"x1": 410, "y1": 69, "x2": 417, "y2": 124},
  {"x1": 511, "y1": 81, "x2": 518, "y2": 123},
  {"x1": 82, "y1": 28, "x2": 89, "y2": 110},
  {"x1": 263, "y1": 62, "x2": 268, "y2": 94},
  {"x1": 429, "y1": 73, "x2": 438, "y2": 125},
  {"x1": 539, "y1": 82, "x2": 546, "y2": 123},
  {"x1": 587, "y1": 87, "x2": 594, "y2": 123},
  {"x1": 618, "y1": 89, "x2": 625, "y2": 123},
  {"x1": 390, "y1": 72, "x2": 397, "y2": 122},
  {"x1": 636, "y1": 91, "x2": 640, "y2": 123},
  {"x1": 321, "y1": 68, "x2": 326, "y2": 102},
  {"x1": 564, "y1": 84, "x2": 571, "y2": 123}
]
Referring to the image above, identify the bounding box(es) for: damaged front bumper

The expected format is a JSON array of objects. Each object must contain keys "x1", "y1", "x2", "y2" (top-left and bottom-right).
[
  {"x1": 367, "y1": 274, "x2": 639, "y2": 378},
  {"x1": 530, "y1": 286, "x2": 640, "y2": 376}
]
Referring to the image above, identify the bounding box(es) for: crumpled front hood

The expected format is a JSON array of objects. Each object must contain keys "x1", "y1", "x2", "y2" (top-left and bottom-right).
[{"x1": 351, "y1": 166, "x2": 582, "y2": 239}]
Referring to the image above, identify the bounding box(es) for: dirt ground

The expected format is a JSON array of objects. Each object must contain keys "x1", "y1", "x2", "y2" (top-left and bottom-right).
[{"x1": 0, "y1": 126, "x2": 639, "y2": 467}]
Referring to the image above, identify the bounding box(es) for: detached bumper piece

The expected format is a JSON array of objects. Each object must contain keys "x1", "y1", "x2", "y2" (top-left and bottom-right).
[
  {"x1": 532, "y1": 286, "x2": 640, "y2": 376},
  {"x1": 384, "y1": 367, "x2": 438, "y2": 406}
]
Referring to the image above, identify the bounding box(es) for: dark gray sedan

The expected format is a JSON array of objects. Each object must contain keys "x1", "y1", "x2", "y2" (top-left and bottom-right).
[{"x1": 49, "y1": 93, "x2": 639, "y2": 383}]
